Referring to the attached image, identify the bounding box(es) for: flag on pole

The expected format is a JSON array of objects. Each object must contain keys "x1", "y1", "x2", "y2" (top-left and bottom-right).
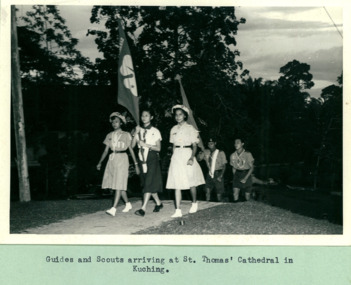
[
  {"x1": 117, "y1": 19, "x2": 139, "y2": 124},
  {"x1": 175, "y1": 75, "x2": 205, "y2": 150},
  {"x1": 117, "y1": 19, "x2": 149, "y2": 172}
]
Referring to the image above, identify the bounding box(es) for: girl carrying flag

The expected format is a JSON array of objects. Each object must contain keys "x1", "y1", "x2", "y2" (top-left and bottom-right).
[{"x1": 132, "y1": 109, "x2": 163, "y2": 216}]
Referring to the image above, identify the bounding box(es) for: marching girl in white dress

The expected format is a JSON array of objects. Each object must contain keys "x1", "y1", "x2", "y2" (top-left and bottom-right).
[{"x1": 166, "y1": 105, "x2": 205, "y2": 217}]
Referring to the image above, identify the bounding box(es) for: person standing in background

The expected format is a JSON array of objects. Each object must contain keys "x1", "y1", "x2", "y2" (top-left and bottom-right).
[
  {"x1": 201, "y1": 138, "x2": 227, "y2": 202},
  {"x1": 230, "y1": 138, "x2": 254, "y2": 202}
]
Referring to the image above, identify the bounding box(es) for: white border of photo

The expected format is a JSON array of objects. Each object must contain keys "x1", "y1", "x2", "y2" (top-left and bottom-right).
[{"x1": 0, "y1": 0, "x2": 349, "y2": 245}]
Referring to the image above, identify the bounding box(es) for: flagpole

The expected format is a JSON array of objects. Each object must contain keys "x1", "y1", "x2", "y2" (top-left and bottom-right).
[
  {"x1": 175, "y1": 75, "x2": 205, "y2": 151},
  {"x1": 117, "y1": 18, "x2": 139, "y2": 122},
  {"x1": 116, "y1": 16, "x2": 146, "y2": 171},
  {"x1": 11, "y1": 5, "x2": 31, "y2": 201}
]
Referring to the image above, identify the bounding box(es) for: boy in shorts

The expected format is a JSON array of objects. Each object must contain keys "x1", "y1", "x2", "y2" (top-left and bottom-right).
[
  {"x1": 230, "y1": 138, "x2": 254, "y2": 202},
  {"x1": 201, "y1": 138, "x2": 227, "y2": 202}
]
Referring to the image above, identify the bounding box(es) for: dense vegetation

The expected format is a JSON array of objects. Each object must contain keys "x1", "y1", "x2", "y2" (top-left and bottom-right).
[{"x1": 12, "y1": 6, "x2": 342, "y2": 200}]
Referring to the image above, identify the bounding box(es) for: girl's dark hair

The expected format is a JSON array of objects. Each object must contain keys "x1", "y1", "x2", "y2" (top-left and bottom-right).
[
  {"x1": 141, "y1": 109, "x2": 155, "y2": 118},
  {"x1": 110, "y1": 116, "x2": 124, "y2": 125},
  {"x1": 235, "y1": 137, "x2": 245, "y2": 144},
  {"x1": 173, "y1": 108, "x2": 188, "y2": 121}
]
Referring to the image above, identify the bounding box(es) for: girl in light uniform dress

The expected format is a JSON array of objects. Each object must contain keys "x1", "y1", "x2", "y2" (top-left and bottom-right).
[
  {"x1": 96, "y1": 112, "x2": 140, "y2": 217},
  {"x1": 166, "y1": 105, "x2": 205, "y2": 218}
]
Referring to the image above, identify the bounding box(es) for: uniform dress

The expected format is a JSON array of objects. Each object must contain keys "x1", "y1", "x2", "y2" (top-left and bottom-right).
[
  {"x1": 136, "y1": 126, "x2": 163, "y2": 193},
  {"x1": 101, "y1": 131, "x2": 132, "y2": 191},
  {"x1": 230, "y1": 150, "x2": 254, "y2": 193},
  {"x1": 166, "y1": 122, "x2": 205, "y2": 190}
]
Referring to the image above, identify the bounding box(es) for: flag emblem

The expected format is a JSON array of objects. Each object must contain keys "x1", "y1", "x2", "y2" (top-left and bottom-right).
[{"x1": 120, "y1": 55, "x2": 137, "y2": 96}]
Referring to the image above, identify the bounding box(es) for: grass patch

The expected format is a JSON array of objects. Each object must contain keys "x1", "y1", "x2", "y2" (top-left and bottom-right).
[
  {"x1": 9, "y1": 188, "x2": 342, "y2": 235},
  {"x1": 135, "y1": 201, "x2": 342, "y2": 235},
  {"x1": 10, "y1": 198, "x2": 115, "y2": 233},
  {"x1": 257, "y1": 187, "x2": 342, "y2": 225}
]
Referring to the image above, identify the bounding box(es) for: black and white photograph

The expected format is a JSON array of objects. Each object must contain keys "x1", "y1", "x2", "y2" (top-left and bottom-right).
[{"x1": 1, "y1": 2, "x2": 348, "y2": 244}]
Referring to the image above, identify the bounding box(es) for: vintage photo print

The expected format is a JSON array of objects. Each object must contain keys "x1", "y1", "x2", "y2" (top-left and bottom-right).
[{"x1": 1, "y1": 0, "x2": 349, "y2": 245}]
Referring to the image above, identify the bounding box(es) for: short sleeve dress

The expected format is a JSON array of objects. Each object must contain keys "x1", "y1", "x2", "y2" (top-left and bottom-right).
[
  {"x1": 101, "y1": 131, "x2": 132, "y2": 191},
  {"x1": 166, "y1": 122, "x2": 205, "y2": 190},
  {"x1": 136, "y1": 126, "x2": 163, "y2": 193}
]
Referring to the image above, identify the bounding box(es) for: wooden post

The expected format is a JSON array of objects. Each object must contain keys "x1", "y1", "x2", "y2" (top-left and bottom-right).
[{"x1": 11, "y1": 5, "x2": 31, "y2": 202}]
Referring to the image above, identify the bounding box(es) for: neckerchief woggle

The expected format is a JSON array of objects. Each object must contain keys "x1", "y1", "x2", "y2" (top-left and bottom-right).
[{"x1": 138, "y1": 124, "x2": 152, "y2": 173}]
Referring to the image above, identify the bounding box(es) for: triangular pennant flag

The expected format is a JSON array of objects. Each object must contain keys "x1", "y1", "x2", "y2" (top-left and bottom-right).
[
  {"x1": 175, "y1": 75, "x2": 205, "y2": 150},
  {"x1": 117, "y1": 19, "x2": 139, "y2": 124}
]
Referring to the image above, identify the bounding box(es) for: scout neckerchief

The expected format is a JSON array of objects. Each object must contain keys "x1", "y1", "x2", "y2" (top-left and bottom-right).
[
  {"x1": 139, "y1": 124, "x2": 152, "y2": 173},
  {"x1": 233, "y1": 149, "x2": 246, "y2": 169},
  {"x1": 209, "y1": 149, "x2": 219, "y2": 178},
  {"x1": 110, "y1": 130, "x2": 123, "y2": 161}
]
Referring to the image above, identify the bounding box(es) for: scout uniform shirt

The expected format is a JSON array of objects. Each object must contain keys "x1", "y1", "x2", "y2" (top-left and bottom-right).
[
  {"x1": 136, "y1": 126, "x2": 162, "y2": 148},
  {"x1": 230, "y1": 150, "x2": 254, "y2": 170},
  {"x1": 203, "y1": 149, "x2": 227, "y2": 171},
  {"x1": 136, "y1": 126, "x2": 162, "y2": 172}
]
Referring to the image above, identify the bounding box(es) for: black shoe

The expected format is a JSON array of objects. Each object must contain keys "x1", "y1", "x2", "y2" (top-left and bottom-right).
[
  {"x1": 135, "y1": 209, "x2": 145, "y2": 217},
  {"x1": 153, "y1": 203, "x2": 163, "y2": 212},
  {"x1": 233, "y1": 200, "x2": 240, "y2": 203}
]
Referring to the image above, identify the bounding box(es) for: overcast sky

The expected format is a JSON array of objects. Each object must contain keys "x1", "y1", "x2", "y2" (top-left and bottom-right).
[
  {"x1": 235, "y1": 7, "x2": 342, "y2": 97},
  {"x1": 19, "y1": 5, "x2": 343, "y2": 98}
]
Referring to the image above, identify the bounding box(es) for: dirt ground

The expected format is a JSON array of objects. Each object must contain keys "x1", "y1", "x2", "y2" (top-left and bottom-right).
[
  {"x1": 14, "y1": 198, "x2": 342, "y2": 235},
  {"x1": 20, "y1": 200, "x2": 220, "y2": 234}
]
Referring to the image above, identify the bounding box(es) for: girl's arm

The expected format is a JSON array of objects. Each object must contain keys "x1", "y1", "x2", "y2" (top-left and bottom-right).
[
  {"x1": 96, "y1": 145, "x2": 110, "y2": 170},
  {"x1": 128, "y1": 144, "x2": 140, "y2": 175},
  {"x1": 131, "y1": 134, "x2": 138, "y2": 148},
  {"x1": 131, "y1": 126, "x2": 141, "y2": 148},
  {"x1": 187, "y1": 142, "x2": 197, "y2": 165},
  {"x1": 139, "y1": 139, "x2": 161, "y2": 152},
  {"x1": 132, "y1": 126, "x2": 140, "y2": 148}
]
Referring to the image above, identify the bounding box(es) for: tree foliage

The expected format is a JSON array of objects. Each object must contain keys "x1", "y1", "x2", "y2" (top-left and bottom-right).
[
  {"x1": 83, "y1": 6, "x2": 341, "y2": 189},
  {"x1": 84, "y1": 6, "x2": 247, "y2": 145},
  {"x1": 17, "y1": 5, "x2": 91, "y2": 86},
  {"x1": 85, "y1": 6, "x2": 245, "y2": 93},
  {"x1": 15, "y1": 6, "x2": 342, "y2": 194},
  {"x1": 278, "y1": 60, "x2": 314, "y2": 90}
]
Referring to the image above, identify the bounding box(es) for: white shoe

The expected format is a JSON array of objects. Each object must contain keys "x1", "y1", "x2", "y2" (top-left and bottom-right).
[
  {"x1": 171, "y1": 209, "x2": 182, "y2": 218},
  {"x1": 106, "y1": 207, "x2": 116, "y2": 217},
  {"x1": 122, "y1": 202, "x2": 132, "y2": 213},
  {"x1": 189, "y1": 202, "x2": 198, "y2": 213}
]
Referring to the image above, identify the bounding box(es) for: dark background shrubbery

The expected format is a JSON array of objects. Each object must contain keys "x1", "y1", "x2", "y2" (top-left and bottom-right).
[{"x1": 10, "y1": 84, "x2": 342, "y2": 201}]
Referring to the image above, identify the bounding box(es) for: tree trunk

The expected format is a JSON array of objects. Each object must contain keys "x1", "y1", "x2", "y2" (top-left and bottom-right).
[
  {"x1": 11, "y1": 5, "x2": 31, "y2": 202},
  {"x1": 313, "y1": 118, "x2": 333, "y2": 191}
]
